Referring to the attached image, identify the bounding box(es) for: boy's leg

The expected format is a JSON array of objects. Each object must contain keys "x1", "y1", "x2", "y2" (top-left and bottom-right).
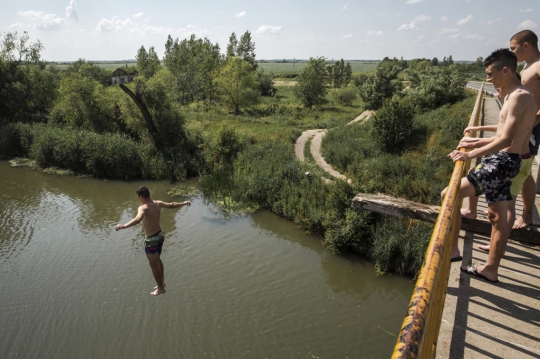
[
  {"x1": 513, "y1": 174, "x2": 535, "y2": 229},
  {"x1": 479, "y1": 196, "x2": 517, "y2": 252},
  {"x1": 473, "y1": 200, "x2": 510, "y2": 282},
  {"x1": 146, "y1": 253, "x2": 166, "y2": 295},
  {"x1": 441, "y1": 176, "x2": 477, "y2": 260}
]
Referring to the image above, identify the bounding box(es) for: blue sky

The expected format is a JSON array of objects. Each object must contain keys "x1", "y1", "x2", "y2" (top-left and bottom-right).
[{"x1": 2, "y1": 0, "x2": 539, "y2": 61}]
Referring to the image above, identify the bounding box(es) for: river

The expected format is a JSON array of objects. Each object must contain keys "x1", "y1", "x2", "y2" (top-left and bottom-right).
[{"x1": 0, "y1": 161, "x2": 413, "y2": 358}]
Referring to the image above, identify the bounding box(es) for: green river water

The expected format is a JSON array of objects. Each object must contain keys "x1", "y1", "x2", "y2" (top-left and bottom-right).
[{"x1": 0, "y1": 161, "x2": 414, "y2": 358}]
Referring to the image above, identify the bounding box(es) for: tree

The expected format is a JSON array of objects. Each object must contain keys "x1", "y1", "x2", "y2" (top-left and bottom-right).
[
  {"x1": 136, "y1": 46, "x2": 161, "y2": 79},
  {"x1": 215, "y1": 57, "x2": 260, "y2": 115},
  {"x1": 226, "y1": 33, "x2": 238, "y2": 59},
  {"x1": 357, "y1": 65, "x2": 402, "y2": 110},
  {"x1": 405, "y1": 65, "x2": 466, "y2": 110},
  {"x1": 431, "y1": 57, "x2": 439, "y2": 66},
  {"x1": 237, "y1": 31, "x2": 257, "y2": 70},
  {"x1": 294, "y1": 57, "x2": 328, "y2": 108},
  {"x1": 49, "y1": 73, "x2": 116, "y2": 133},
  {"x1": 65, "y1": 59, "x2": 111, "y2": 85},
  {"x1": 163, "y1": 34, "x2": 223, "y2": 104},
  {"x1": 372, "y1": 96, "x2": 415, "y2": 154},
  {"x1": 0, "y1": 31, "x2": 56, "y2": 124}
]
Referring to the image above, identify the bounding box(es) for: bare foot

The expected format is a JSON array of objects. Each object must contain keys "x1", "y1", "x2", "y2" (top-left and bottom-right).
[
  {"x1": 513, "y1": 216, "x2": 532, "y2": 229},
  {"x1": 154, "y1": 284, "x2": 166, "y2": 290},
  {"x1": 478, "y1": 244, "x2": 490, "y2": 253},
  {"x1": 150, "y1": 288, "x2": 166, "y2": 296},
  {"x1": 460, "y1": 208, "x2": 477, "y2": 219}
]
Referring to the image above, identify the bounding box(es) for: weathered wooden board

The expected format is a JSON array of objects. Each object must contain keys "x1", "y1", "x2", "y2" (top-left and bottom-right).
[{"x1": 351, "y1": 193, "x2": 540, "y2": 245}]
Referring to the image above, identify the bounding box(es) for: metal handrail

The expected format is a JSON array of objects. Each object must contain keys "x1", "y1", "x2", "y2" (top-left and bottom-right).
[{"x1": 391, "y1": 84, "x2": 484, "y2": 358}]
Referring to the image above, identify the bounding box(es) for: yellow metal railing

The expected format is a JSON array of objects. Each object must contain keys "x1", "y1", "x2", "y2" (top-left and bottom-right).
[{"x1": 391, "y1": 84, "x2": 485, "y2": 359}]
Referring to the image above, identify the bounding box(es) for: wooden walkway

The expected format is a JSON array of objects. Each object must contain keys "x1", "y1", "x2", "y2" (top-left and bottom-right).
[{"x1": 436, "y1": 96, "x2": 540, "y2": 358}]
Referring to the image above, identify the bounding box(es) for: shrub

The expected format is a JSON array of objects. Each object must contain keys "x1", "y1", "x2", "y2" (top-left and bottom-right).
[
  {"x1": 372, "y1": 96, "x2": 415, "y2": 154},
  {"x1": 332, "y1": 87, "x2": 357, "y2": 106},
  {"x1": 370, "y1": 217, "x2": 432, "y2": 276}
]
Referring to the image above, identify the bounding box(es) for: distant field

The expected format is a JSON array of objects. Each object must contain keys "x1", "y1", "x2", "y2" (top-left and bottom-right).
[
  {"x1": 49, "y1": 60, "x2": 378, "y2": 75},
  {"x1": 51, "y1": 62, "x2": 136, "y2": 71},
  {"x1": 258, "y1": 61, "x2": 378, "y2": 75}
]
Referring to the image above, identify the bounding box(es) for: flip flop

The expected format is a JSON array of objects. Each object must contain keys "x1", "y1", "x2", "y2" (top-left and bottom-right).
[
  {"x1": 460, "y1": 265, "x2": 498, "y2": 283},
  {"x1": 450, "y1": 256, "x2": 463, "y2": 262}
]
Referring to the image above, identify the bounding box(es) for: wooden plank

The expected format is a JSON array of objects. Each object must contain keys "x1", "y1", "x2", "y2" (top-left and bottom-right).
[{"x1": 351, "y1": 193, "x2": 540, "y2": 245}]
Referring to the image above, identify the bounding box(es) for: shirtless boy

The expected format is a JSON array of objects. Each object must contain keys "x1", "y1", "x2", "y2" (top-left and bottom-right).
[
  {"x1": 441, "y1": 48, "x2": 537, "y2": 283},
  {"x1": 509, "y1": 30, "x2": 540, "y2": 229},
  {"x1": 115, "y1": 186, "x2": 191, "y2": 296}
]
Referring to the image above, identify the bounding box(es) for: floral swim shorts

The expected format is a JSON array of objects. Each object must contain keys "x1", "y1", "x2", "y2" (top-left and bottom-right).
[
  {"x1": 466, "y1": 151, "x2": 521, "y2": 203},
  {"x1": 144, "y1": 230, "x2": 165, "y2": 255}
]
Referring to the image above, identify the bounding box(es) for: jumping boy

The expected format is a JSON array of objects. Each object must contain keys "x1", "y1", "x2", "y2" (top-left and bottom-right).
[{"x1": 115, "y1": 186, "x2": 191, "y2": 296}]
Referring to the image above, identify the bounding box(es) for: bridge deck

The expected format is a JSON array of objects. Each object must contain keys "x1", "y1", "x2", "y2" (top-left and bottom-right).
[{"x1": 436, "y1": 96, "x2": 540, "y2": 358}]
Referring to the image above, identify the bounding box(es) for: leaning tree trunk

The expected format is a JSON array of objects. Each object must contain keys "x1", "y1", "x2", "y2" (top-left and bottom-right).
[{"x1": 119, "y1": 81, "x2": 160, "y2": 148}]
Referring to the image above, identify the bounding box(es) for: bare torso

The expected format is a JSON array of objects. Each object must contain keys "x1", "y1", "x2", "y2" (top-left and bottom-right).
[
  {"x1": 497, "y1": 86, "x2": 537, "y2": 154},
  {"x1": 140, "y1": 200, "x2": 163, "y2": 236},
  {"x1": 521, "y1": 59, "x2": 540, "y2": 128}
]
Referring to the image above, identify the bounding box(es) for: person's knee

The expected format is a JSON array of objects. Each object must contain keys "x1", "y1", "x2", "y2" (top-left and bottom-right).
[{"x1": 487, "y1": 207, "x2": 499, "y2": 224}]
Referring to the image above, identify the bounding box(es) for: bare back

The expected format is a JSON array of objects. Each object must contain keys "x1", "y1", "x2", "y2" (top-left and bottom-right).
[
  {"x1": 140, "y1": 200, "x2": 163, "y2": 236},
  {"x1": 521, "y1": 59, "x2": 540, "y2": 126},
  {"x1": 497, "y1": 86, "x2": 537, "y2": 154}
]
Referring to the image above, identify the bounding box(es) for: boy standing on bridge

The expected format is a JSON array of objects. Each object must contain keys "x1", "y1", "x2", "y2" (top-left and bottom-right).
[
  {"x1": 509, "y1": 30, "x2": 540, "y2": 229},
  {"x1": 442, "y1": 49, "x2": 537, "y2": 283}
]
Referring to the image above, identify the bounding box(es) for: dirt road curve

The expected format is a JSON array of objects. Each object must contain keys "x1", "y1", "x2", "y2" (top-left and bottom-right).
[{"x1": 294, "y1": 110, "x2": 373, "y2": 182}]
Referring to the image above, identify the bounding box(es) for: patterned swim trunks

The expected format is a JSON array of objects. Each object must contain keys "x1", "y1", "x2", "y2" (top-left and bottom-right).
[
  {"x1": 466, "y1": 151, "x2": 521, "y2": 203},
  {"x1": 144, "y1": 230, "x2": 165, "y2": 255}
]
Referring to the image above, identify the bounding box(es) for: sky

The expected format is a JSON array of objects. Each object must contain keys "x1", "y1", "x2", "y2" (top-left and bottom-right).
[{"x1": 1, "y1": 0, "x2": 539, "y2": 62}]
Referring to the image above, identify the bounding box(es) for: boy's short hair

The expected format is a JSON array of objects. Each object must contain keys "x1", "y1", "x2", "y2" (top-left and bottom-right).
[
  {"x1": 484, "y1": 48, "x2": 517, "y2": 72},
  {"x1": 136, "y1": 186, "x2": 150, "y2": 199},
  {"x1": 511, "y1": 30, "x2": 538, "y2": 50}
]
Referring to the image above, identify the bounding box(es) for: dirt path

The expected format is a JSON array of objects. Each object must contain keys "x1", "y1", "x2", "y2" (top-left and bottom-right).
[{"x1": 294, "y1": 110, "x2": 373, "y2": 182}]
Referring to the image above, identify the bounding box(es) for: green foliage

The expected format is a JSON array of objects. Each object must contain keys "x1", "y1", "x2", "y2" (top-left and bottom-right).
[
  {"x1": 163, "y1": 34, "x2": 223, "y2": 104},
  {"x1": 332, "y1": 87, "x2": 357, "y2": 106},
  {"x1": 372, "y1": 96, "x2": 415, "y2": 154},
  {"x1": 294, "y1": 57, "x2": 328, "y2": 108},
  {"x1": 370, "y1": 217, "x2": 432, "y2": 276},
  {"x1": 329, "y1": 59, "x2": 353, "y2": 88},
  {"x1": 405, "y1": 65, "x2": 466, "y2": 111},
  {"x1": 136, "y1": 46, "x2": 161, "y2": 79},
  {"x1": 0, "y1": 31, "x2": 57, "y2": 124},
  {"x1": 227, "y1": 31, "x2": 257, "y2": 71},
  {"x1": 356, "y1": 64, "x2": 402, "y2": 110},
  {"x1": 215, "y1": 57, "x2": 260, "y2": 115},
  {"x1": 0, "y1": 122, "x2": 34, "y2": 158},
  {"x1": 64, "y1": 59, "x2": 111, "y2": 86},
  {"x1": 49, "y1": 73, "x2": 117, "y2": 133},
  {"x1": 257, "y1": 69, "x2": 277, "y2": 97}
]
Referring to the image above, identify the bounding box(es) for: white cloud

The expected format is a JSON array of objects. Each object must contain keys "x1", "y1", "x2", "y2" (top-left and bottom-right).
[
  {"x1": 448, "y1": 32, "x2": 484, "y2": 41},
  {"x1": 406, "y1": 0, "x2": 426, "y2": 4},
  {"x1": 486, "y1": 18, "x2": 502, "y2": 25},
  {"x1": 398, "y1": 14, "x2": 430, "y2": 31},
  {"x1": 517, "y1": 19, "x2": 538, "y2": 29},
  {"x1": 95, "y1": 15, "x2": 172, "y2": 35},
  {"x1": 341, "y1": 33, "x2": 353, "y2": 39},
  {"x1": 255, "y1": 25, "x2": 283, "y2": 35},
  {"x1": 367, "y1": 30, "x2": 383, "y2": 36},
  {"x1": 132, "y1": 12, "x2": 144, "y2": 18},
  {"x1": 9, "y1": 22, "x2": 24, "y2": 28},
  {"x1": 343, "y1": 4, "x2": 349, "y2": 10},
  {"x1": 519, "y1": 8, "x2": 533, "y2": 13},
  {"x1": 439, "y1": 27, "x2": 458, "y2": 34},
  {"x1": 413, "y1": 35, "x2": 426, "y2": 42},
  {"x1": 457, "y1": 15, "x2": 473, "y2": 26},
  {"x1": 235, "y1": 11, "x2": 246, "y2": 18},
  {"x1": 66, "y1": 0, "x2": 78, "y2": 23},
  {"x1": 17, "y1": 10, "x2": 67, "y2": 30},
  {"x1": 440, "y1": 16, "x2": 448, "y2": 22}
]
